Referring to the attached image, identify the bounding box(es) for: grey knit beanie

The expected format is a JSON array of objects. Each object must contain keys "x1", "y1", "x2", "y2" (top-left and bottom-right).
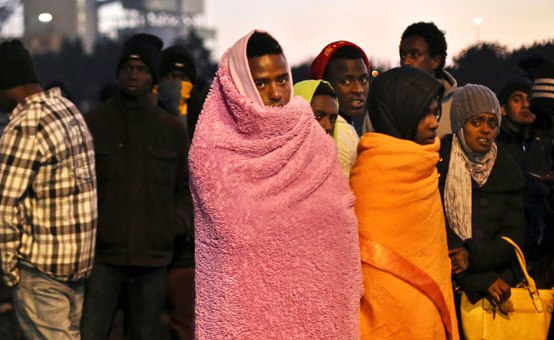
[{"x1": 450, "y1": 84, "x2": 501, "y2": 133}]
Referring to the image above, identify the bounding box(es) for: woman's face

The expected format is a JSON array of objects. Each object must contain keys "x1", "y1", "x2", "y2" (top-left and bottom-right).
[
  {"x1": 310, "y1": 95, "x2": 338, "y2": 136},
  {"x1": 462, "y1": 112, "x2": 499, "y2": 154},
  {"x1": 414, "y1": 99, "x2": 440, "y2": 145}
]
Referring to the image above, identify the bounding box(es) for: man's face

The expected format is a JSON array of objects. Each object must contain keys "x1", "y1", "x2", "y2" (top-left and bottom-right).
[
  {"x1": 399, "y1": 35, "x2": 441, "y2": 75},
  {"x1": 248, "y1": 54, "x2": 291, "y2": 106},
  {"x1": 325, "y1": 58, "x2": 369, "y2": 118},
  {"x1": 311, "y1": 95, "x2": 338, "y2": 135},
  {"x1": 502, "y1": 90, "x2": 535, "y2": 126},
  {"x1": 118, "y1": 59, "x2": 153, "y2": 97}
]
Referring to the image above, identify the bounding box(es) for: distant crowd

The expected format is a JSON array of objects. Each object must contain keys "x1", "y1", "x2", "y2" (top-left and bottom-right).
[{"x1": 0, "y1": 20, "x2": 552, "y2": 340}]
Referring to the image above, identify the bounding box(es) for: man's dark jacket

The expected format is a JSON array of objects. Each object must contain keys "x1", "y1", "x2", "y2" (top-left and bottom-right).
[
  {"x1": 84, "y1": 92, "x2": 193, "y2": 267},
  {"x1": 497, "y1": 121, "x2": 552, "y2": 257}
]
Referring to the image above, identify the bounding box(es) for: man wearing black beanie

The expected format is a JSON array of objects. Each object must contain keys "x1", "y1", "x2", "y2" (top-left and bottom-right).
[
  {"x1": 497, "y1": 76, "x2": 553, "y2": 266},
  {"x1": 80, "y1": 33, "x2": 193, "y2": 339},
  {"x1": 0, "y1": 39, "x2": 97, "y2": 339},
  {"x1": 156, "y1": 45, "x2": 197, "y2": 126}
]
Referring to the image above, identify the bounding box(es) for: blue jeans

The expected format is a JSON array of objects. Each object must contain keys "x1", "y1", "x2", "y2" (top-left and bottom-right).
[
  {"x1": 80, "y1": 262, "x2": 167, "y2": 340},
  {"x1": 13, "y1": 265, "x2": 85, "y2": 339}
]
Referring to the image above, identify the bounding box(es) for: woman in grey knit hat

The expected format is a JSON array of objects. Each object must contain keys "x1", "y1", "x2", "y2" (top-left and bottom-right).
[{"x1": 436, "y1": 84, "x2": 526, "y2": 336}]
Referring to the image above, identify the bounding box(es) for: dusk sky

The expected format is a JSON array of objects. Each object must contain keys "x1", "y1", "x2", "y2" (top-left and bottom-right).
[{"x1": 204, "y1": 0, "x2": 554, "y2": 67}]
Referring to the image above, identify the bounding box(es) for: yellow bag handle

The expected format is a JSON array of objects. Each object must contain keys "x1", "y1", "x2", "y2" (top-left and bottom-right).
[{"x1": 500, "y1": 236, "x2": 544, "y2": 312}]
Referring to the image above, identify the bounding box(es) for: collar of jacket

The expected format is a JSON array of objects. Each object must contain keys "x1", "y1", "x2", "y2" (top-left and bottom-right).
[
  {"x1": 114, "y1": 91, "x2": 154, "y2": 122},
  {"x1": 499, "y1": 118, "x2": 533, "y2": 143}
]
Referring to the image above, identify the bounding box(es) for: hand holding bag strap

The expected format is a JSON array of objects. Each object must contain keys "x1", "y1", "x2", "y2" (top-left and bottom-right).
[
  {"x1": 359, "y1": 236, "x2": 454, "y2": 340},
  {"x1": 500, "y1": 236, "x2": 543, "y2": 313}
]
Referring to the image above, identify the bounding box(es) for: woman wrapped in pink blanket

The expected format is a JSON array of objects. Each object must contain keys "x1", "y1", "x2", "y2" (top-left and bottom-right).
[{"x1": 189, "y1": 30, "x2": 362, "y2": 339}]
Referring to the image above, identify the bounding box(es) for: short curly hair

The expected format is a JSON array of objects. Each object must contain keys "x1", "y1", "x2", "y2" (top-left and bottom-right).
[{"x1": 401, "y1": 22, "x2": 447, "y2": 70}]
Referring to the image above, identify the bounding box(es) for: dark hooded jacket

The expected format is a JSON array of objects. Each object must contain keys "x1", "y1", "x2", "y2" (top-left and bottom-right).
[
  {"x1": 497, "y1": 119, "x2": 552, "y2": 260},
  {"x1": 369, "y1": 67, "x2": 444, "y2": 139}
]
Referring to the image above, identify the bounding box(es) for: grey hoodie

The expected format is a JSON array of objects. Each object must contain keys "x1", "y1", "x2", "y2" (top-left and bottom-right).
[{"x1": 436, "y1": 69, "x2": 458, "y2": 137}]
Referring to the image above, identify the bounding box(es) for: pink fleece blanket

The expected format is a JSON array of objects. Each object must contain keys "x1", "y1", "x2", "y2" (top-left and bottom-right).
[{"x1": 189, "y1": 31, "x2": 362, "y2": 340}]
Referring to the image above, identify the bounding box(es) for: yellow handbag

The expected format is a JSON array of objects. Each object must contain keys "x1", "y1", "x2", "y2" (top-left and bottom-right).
[{"x1": 460, "y1": 236, "x2": 554, "y2": 340}]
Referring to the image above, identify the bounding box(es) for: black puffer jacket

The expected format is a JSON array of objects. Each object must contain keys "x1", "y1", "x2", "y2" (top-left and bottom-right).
[
  {"x1": 85, "y1": 92, "x2": 194, "y2": 267},
  {"x1": 438, "y1": 134, "x2": 526, "y2": 303}
]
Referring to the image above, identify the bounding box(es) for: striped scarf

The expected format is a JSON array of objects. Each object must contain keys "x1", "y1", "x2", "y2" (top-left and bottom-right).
[{"x1": 444, "y1": 132, "x2": 497, "y2": 240}]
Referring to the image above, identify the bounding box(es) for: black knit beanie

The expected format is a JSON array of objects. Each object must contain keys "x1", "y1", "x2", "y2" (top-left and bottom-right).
[
  {"x1": 496, "y1": 77, "x2": 532, "y2": 105},
  {"x1": 0, "y1": 40, "x2": 38, "y2": 90},
  {"x1": 117, "y1": 33, "x2": 163, "y2": 83},
  {"x1": 160, "y1": 45, "x2": 196, "y2": 85}
]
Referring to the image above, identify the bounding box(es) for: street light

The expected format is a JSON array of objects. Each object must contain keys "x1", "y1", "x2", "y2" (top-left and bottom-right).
[
  {"x1": 473, "y1": 17, "x2": 482, "y2": 42},
  {"x1": 38, "y1": 12, "x2": 52, "y2": 23}
]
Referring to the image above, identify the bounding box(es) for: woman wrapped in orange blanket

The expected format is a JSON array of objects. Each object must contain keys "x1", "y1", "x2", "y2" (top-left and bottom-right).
[{"x1": 351, "y1": 67, "x2": 459, "y2": 340}]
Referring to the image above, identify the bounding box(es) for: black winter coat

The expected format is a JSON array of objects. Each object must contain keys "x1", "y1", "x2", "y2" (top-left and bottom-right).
[
  {"x1": 438, "y1": 134, "x2": 526, "y2": 303},
  {"x1": 84, "y1": 92, "x2": 194, "y2": 267},
  {"x1": 497, "y1": 122, "x2": 553, "y2": 257}
]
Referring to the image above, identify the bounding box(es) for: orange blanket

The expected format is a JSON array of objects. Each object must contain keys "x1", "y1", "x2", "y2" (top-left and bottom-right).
[{"x1": 351, "y1": 133, "x2": 459, "y2": 340}]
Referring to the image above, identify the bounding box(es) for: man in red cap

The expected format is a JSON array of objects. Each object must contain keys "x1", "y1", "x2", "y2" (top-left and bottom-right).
[{"x1": 310, "y1": 41, "x2": 370, "y2": 178}]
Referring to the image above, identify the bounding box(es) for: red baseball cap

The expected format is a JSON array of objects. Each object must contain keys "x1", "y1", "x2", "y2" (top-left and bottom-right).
[{"x1": 309, "y1": 41, "x2": 370, "y2": 79}]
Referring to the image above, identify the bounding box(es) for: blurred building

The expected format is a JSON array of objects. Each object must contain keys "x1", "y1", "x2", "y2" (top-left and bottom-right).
[
  {"x1": 96, "y1": 0, "x2": 211, "y2": 46},
  {"x1": 23, "y1": 0, "x2": 97, "y2": 54},
  {"x1": 0, "y1": 0, "x2": 214, "y2": 54}
]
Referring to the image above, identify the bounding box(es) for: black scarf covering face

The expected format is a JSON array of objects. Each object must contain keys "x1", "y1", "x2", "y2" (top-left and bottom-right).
[{"x1": 369, "y1": 67, "x2": 444, "y2": 141}]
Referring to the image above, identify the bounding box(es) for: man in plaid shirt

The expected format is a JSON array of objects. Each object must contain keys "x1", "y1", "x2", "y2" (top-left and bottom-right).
[{"x1": 0, "y1": 40, "x2": 97, "y2": 339}]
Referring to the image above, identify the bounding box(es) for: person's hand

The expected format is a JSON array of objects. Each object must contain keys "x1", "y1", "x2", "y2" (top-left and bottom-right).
[
  {"x1": 449, "y1": 247, "x2": 469, "y2": 274},
  {"x1": 498, "y1": 299, "x2": 514, "y2": 315},
  {"x1": 486, "y1": 278, "x2": 511, "y2": 306}
]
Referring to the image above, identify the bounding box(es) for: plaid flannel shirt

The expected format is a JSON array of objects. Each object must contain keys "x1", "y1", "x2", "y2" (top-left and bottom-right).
[{"x1": 0, "y1": 88, "x2": 97, "y2": 287}]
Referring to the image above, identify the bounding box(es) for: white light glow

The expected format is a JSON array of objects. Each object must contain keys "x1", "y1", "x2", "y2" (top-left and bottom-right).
[
  {"x1": 473, "y1": 17, "x2": 482, "y2": 25},
  {"x1": 38, "y1": 13, "x2": 53, "y2": 23}
]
